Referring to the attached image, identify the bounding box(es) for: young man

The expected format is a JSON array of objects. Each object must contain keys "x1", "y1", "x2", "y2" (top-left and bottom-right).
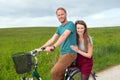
[{"x1": 37, "y1": 7, "x2": 77, "y2": 80}]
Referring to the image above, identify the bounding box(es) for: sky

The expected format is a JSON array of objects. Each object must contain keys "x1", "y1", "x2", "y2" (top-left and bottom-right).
[{"x1": 0, "y1": 0, "x2": 120, "y2": 28}]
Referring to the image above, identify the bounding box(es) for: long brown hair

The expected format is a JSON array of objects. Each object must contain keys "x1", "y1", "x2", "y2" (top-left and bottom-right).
[{"x1": 75, "y1": 20, "x2": 89, "y2": 51}]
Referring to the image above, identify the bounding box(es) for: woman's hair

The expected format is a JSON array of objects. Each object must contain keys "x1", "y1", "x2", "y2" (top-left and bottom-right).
[
  {"x1": 56, "y1": 7, "x2": 67, "y2": 14},
  {"x1": 75, "y1": 20, "x2": 89, "y2": 51}
]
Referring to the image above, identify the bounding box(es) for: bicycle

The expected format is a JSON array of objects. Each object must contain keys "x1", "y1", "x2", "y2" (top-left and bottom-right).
[{"x1": 12, "y1": 48, "x2": 96, "y2": 80}]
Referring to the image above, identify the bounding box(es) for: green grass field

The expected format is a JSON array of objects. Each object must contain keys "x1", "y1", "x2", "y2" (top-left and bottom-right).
[{"x1": 0, "y1": 26, "x2": 120, "y2": 80}]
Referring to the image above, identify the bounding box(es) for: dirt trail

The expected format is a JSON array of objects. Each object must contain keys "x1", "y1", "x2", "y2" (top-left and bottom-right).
[{"x1": 95, "y1": 64, "x2": 120, "y2": 80}]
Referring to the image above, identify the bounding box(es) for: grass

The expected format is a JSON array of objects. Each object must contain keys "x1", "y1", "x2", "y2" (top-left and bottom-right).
[
  {"x1": 89, "y1": 27, "x2": 120, "y2": 72},
  {"x1": 0, "y1": 26, "x2": 120, "y2": 80}
]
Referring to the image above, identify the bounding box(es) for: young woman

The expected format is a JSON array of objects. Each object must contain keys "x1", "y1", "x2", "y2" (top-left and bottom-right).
[{"x1": 70, "y1": 20, "x2": 93, "y2": 80}]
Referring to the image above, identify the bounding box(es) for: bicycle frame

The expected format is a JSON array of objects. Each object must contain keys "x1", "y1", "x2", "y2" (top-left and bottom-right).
[
  {"x1": 29, "y1": 50, "x2": 42, "y2": 80},
  {"x1": 29, "y1": 50, "x2": 72, "y2": 80},
  {"x1": 26, "y1": 49, "x2": 72, "y2": 80},
  {"x1": 31, "y1": 58, "x2": 41, "y2": 80},
  {"x1": 64, "y1": 68, "x2": 70, "y2": 80}
]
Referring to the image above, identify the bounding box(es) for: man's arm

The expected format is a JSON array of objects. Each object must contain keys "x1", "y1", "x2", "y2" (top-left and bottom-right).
[
  {"x1": 53, "y1": 30, "x2": 71, "y2": 48},
  {"x1": 45, "y1": 30, "x2": 71, "y2": 53},
  {"x1": 38, "y1": 33, "x2": 59, "y2": 50}
]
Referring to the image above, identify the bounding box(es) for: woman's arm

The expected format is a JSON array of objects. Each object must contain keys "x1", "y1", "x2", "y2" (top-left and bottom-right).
[{"x1": 70, "y1": 45, "x2": 93, "y2": 58}]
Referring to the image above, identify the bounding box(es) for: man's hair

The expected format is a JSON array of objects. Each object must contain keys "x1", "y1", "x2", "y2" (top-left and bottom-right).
[{"x1": 56, "y1": 7, "x2": 67, "y2": 14}]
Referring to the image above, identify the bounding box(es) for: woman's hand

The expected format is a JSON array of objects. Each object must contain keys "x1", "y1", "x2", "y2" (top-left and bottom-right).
[{"x1": 70, "y1": 45, "x2": 79, "y2": 53}]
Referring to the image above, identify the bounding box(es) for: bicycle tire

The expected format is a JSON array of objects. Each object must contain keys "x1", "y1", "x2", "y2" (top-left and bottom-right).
[{"x1": 68, "y1": 69, "x2": 96, "y2": 80}]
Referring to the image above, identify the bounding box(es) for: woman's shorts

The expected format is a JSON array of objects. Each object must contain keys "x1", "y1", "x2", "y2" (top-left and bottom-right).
[{"x1": 76, "y1": 53, "x2": 93, "y2": 76}]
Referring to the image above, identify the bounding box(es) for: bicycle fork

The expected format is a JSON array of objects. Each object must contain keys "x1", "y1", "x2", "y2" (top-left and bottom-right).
[
  {"x1": 21, "y1": 67, "x2": 42, "y2": 80},
  {"x1": 64, "y1": 69, "x2": 72, "y2": 80},
  {"x1": 31, "y1": 67, "x2": 42, "y2": 80}
]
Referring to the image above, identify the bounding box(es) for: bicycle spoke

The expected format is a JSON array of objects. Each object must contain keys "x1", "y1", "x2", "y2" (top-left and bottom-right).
[{"x1": 69, "y1": 70, "x2": 96, "y2": 80}]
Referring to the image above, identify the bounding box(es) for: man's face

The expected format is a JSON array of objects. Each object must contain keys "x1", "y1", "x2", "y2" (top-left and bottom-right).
[{"x1": 56, "y1": 10, "x2": 67, "y2": 24}]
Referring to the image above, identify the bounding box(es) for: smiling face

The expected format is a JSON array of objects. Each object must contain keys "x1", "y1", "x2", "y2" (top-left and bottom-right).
[
  {"x1": 75, "y1": 20, "x2": 89, "y2": 50},
  {"x1": 56, "y1": 9, "x2": 67, "y2": 24},
  {"x1": 76, "y1": 24, "x2": 85, "y2": 36}
]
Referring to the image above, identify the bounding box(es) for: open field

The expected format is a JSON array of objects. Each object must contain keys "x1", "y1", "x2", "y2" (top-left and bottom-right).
[{"x1": 0, "y1": 26, "x2": 120, "y2": 80}]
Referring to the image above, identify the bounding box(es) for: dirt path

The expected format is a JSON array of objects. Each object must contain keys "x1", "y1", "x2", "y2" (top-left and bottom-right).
[{"x1": 95, "y1": 64, "x2": 120, "y2": 80}]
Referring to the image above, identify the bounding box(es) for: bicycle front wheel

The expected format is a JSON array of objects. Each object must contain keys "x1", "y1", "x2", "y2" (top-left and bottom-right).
[{"x1": 69, "y1": 70, "x2": 96, "y2": 80}]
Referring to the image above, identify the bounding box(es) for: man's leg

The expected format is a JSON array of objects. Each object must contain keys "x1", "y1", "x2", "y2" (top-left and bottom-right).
[{"x1": 51, "y1": 53, "x2": 77, "y2": 80}]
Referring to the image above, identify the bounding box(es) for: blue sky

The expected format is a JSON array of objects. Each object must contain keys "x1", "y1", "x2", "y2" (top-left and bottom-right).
[{"x1": 0, "y1": 0, "x2": 120, "y2": 28}]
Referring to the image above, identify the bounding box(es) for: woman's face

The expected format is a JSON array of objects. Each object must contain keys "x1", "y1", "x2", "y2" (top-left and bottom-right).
[{"x1": 76, "y1": 24, "x2": 85, "y2": 35}]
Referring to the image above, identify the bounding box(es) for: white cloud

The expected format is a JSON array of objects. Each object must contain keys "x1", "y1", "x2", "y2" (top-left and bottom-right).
[
  {"x1": 0, "y1": 0, "x2": 120, "y2": 28},
  {"x1": 83, "y1": 8, "x2": 120, "y2": 27},
  {"x1": 0, "y1": 16, "x2": 59, "y2": 28}
]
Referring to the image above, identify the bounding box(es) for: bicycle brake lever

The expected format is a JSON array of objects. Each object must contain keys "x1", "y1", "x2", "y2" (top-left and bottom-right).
[
  {"x1": 30, "y1": 50, "x2": 38, "y2": 56},
  {"x1": 41, "y1": 47, "x2": 46, "y2": 51}
]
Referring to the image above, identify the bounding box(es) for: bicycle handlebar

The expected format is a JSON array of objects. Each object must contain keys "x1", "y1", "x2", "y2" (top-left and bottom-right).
[
  {"x1": 30, "y1": 47, "x2": 54, "y2": 56},
  {"x1": 29, "y1": 47, "x2": 46, "y2": 67},
  {"x1": 30, "y1": 47, "x2": 46, "y2": 56}
]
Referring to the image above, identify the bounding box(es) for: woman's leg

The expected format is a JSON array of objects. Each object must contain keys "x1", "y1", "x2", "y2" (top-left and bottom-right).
[
  {"x1": 51, "y1": 53, "x2": 77, "y2": 80},
  {"x1": 81, "y1": 74, "x2": 89, "y2": 80}
]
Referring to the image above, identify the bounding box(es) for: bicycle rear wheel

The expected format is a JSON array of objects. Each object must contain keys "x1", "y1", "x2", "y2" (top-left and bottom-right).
[{"x1": 69, "y1": 70, "x2": 96, "y2": 80}]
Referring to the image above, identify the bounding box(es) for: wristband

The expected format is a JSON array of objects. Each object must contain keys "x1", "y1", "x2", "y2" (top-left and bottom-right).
[
  {"x1": 53, "y1": 46, "x2": 56, "y2": 49},
  {"x1": 41, "y1": 47, "x2": 45, "y2": 50}
]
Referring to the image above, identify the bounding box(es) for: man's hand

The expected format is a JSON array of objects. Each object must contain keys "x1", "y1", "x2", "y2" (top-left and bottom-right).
[{"x1": 45, "y1": 46, "x2": 54, "y2": 54}]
